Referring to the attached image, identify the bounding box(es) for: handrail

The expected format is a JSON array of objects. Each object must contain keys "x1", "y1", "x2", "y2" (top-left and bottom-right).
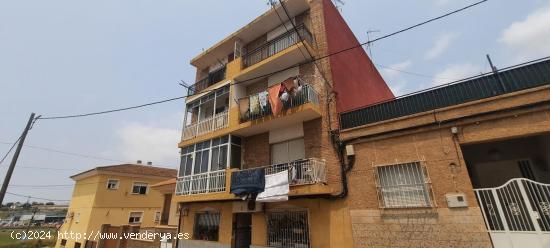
[
  {"x1": 187, "y1": 66, "x2": 227, "y2": 96},
  {"x1": 243, "y1": 24, "x2": 312, "y2": 68}
]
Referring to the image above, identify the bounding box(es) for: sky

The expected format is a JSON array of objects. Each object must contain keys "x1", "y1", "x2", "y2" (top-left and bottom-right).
[{"x1": 1, "y1": 0, "x2": 550, "y2": 204}]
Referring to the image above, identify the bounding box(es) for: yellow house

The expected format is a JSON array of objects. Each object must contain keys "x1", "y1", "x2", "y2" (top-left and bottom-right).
[{"x1": 55, "y1": 163, "x2": 177, "y2": 248}]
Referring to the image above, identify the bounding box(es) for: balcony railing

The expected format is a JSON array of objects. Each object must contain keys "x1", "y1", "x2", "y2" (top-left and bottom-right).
[
  {"x1": 339, "y1": 58, "x2": 550, "y2": 130},
  {"x1": 176, "y1": 170, "x2": 226, "y2": 195},
  {"x1": 241, "y1": 158, "x2": 326, "y2": 186},
  {"x1": 243, "y1": 24, "x2": 313, "y2": 68},
  {"x1": 182, "y1": 111, "x2": 229, "y2": 141},
  {"x1": 239, "y1": 84, "x2": 319, "y2": 122},
  {"x1": 187, "y1": 66, "x2": 226, "y2": 96}
]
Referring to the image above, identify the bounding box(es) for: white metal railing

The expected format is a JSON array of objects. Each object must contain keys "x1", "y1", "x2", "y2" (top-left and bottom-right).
[
  {"x1": 240, "y1": 158, "x2": 326, "y2": 186},
  {"x1": 181, "y1": 111, "x2": 229, "y2": 141},
  {"x1": 175, "y1": 170, "x2": 226, "y2": 195}
]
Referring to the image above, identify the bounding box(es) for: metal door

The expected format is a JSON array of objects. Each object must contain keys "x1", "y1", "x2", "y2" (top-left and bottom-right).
[{"x1": 474, "y1": 178, "x2": 550, "y2": 248}]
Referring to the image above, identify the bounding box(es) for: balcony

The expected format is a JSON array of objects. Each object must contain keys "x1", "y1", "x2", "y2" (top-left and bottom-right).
[
  {"x1": 187, "y1": 66, "x2": 226, "y2": 96},
  {"x1": 176, "y1": 170, "x2": 227, "y2": 195},
  {"x1": 339, "y1": 58, "x2": 550, "y2": 130},
  {"x1": 247, "y1": 158, "x2": 327, "y2": 186},
  {"x1": 174, "y1": 158, "x2": 327, "y2": 199},
  {"x1": 243, "y1": 24, "x2": 312, "y2": 68},
  {"x1": 239, "y1": 84, "x2": 319, "y2": 123},
  {"x1": 182, "y1": 111, "x2": 229, "y2": 141}
]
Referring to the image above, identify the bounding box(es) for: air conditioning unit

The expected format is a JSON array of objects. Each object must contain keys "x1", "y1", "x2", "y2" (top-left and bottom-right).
[
  {"x1": 446, "y1": 193, "x2": 468, "y2": 208},
  {"x1": 233, "y1": 201, "x2": 263, "y2": 213}
]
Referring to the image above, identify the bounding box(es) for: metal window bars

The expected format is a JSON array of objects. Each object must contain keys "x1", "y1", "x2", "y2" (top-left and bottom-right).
[
  {"x1": 267, "y1": 209, "x2": 310, "y2": 248},
  {"x1": 243, "y1": 24, "x2": 313, "y2": 68},
  {"x1": 373, "y1": 161, "x2": 436, "y2": 208}
]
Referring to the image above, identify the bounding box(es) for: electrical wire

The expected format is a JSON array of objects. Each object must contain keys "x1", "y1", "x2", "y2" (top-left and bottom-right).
[
  {"x1": 33, "y1": 0, "x2": 487, "y2": 120},
  {"x1": 0, "y1": 141, "x2": 128, "y2": 163},
  {"x1": 6, "y1": 192, "x2": 69, "y2": 202},
  {"x1": 374, "y1": 63, "x2": 457, "y2": 80},
  {"x1": 0, "y1": 135, "x2": 23, "y2": 166}
]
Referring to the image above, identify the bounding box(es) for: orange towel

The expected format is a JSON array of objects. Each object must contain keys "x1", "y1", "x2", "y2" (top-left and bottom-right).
[{"x1": 268, "y1": 84, "x2": 283, "y2": 116}]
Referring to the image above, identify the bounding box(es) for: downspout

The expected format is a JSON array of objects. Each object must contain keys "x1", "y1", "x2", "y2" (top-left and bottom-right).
[{"x1": 175, "y1": 203, "x2": 184, "y2": 248}]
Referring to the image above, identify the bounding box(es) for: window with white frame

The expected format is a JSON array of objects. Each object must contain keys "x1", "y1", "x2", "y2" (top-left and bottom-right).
[
  {"x1": 132, "y1": 182, "x2": 148, "y2": 195},
  {"x1": 375, "y1": 161, "x2": 434, "y2": 208},
  {"x1": 128, "y1": 212, "x2": 143, "y2": 224},
  {"x1": 179, "y1": 135, "x2": 242, "y2": 177},
  {"x1": 154, "y1": 211, "x2": 161, "y2": 223},
  {"x1": 106, "y1": 179, "x2": 119, "y2": 190}
]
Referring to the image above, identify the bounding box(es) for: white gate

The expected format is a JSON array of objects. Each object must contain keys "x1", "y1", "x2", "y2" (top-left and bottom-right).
[{"x1": 474, "y1": 178, "x2": 550, "y2": 248}]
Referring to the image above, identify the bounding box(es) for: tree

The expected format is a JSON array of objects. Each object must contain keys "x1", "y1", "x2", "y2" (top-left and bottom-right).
[{"x1": 45, "y1": 202, "x2": 55, "y2": 206}]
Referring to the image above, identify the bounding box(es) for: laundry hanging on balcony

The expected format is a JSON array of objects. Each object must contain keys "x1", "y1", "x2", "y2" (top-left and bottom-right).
[
  {"x1": 250, "y1": 94, "x2": 260, "y2": 116},
  {"x1": 268, "y1": 84, "x2": 283, "y2": 116},
  {"x1": 257, "y1": 170, "x2": 289, "y2": 202},
  {"x1": 230, "y1": 168, "x2": 265, "y2": 197},
  {"x1": 238, "y1": 97, "x2": 250, "y2": 121},
  {"x1": 258, "y1": 91, "x2": 269, "y2": 112}
]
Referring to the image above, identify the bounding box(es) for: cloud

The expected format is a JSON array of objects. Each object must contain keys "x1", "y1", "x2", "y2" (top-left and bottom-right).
[
  {"x1": 381, "y1": 60, "x2": 412, "y2": 79},
  {"x1": 425, "y1": 32, "x2": 459, "y2": 60},
  {"x1": 111, "y1": 113, "x2": 183, "y2": 167},
  {"x1": 499, "y1": 5, "x2": 550, "y2": 61},
  {"x1": 433, "y1": 63, "x2": 482, "y2": 85}
]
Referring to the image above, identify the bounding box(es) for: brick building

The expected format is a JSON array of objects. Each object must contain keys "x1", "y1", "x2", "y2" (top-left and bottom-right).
[
  {"x1": 171, "y1": 0, "x2": 392, "y2": 247},
  {"x1": 167, "y1": 0, "x2": 550, "y2": 248}
]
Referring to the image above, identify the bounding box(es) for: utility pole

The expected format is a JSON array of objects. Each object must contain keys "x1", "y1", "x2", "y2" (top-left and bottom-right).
[
  {"x1": 486, "y1": 54, "x2": 507, "y2": 92},
  {"x1": 0, "y1": 113, "x2": 36, "y2": 205}
]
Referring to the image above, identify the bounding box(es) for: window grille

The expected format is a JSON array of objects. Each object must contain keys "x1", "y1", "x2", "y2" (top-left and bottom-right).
[
  {"x1": 194, "y1": 212, "x2": 220, "y2": 241},
  {"x1": 374, "y1": 161, "x2": 435, "y2": 208},
  {"x1": 267, "y1": 210, "x2": 310, "y2": 248}
]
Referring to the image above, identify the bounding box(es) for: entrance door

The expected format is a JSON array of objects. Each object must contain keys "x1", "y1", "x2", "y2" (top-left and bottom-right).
[
  {"x1": 474, "y1": 178, "x2": 550, "y2": 248},
  {"x1": 233, "y1": 213, "x2": 252, "y2": 248}
]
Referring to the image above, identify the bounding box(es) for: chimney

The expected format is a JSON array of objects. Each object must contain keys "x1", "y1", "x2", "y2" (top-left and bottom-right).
[
  {"x1": 147, "y1": 161, "x2": 152, "y2": 166},
  {"x1": 136, "y1": 160, "x2": 142, "y2": 164}
]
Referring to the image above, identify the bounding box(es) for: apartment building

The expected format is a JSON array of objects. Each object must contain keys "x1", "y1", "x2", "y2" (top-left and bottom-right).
[
  {"x1": 56, "y1": 163, "x2": 176, "y2": 248},
  {"x1": 339, "y1": 59, "x2": 550, "y2": 248},
  {"x1": 173, "y1": 0, "x2": 392, "y2": 247}
]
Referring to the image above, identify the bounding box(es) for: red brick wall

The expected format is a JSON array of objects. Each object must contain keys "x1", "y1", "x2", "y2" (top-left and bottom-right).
[{"x1": 243, "y1": 132, "x2": 270, "y2": 169}]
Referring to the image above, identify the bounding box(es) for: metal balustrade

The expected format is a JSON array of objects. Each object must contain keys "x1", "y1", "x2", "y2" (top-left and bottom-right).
[
  {"x1": 241, "y1": 158, "x2": 326, "y2": 186},
  {"x1": 339, "y1": 58, "x2": 550, "y2": 130},
  {"x1": 187, "y1": 66, "x2": 226, "y2": 96},
  {"x1": 239, "y1": 84, "x2": 319, "y2": 122},
  {"x1": 243, "y1": 24, "x2": 313, "y2": 68},
  {"x1": 181, "y1": 111, "x2": 228, "y2": 141},
  {"x1": 175, "y1": 170, "x2": 226, "y2": 195}
]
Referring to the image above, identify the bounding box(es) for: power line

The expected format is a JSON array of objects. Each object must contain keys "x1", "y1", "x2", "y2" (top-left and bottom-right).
[
  {"x1": 0, "y1": 135, "x2": 22, "y2": 166},
  {"x1": 374, "y1": 63, "x2": 457, "y2": 80},
  {"x1": 6, "y1": 192, "x2": 69, "y2": 202},
  {"x1": 37, "y1": 96, "x2": 185, "y2": 120},
  {"x1": 31, "y1": 1, "x2": 486, "y2": 121},
  {"x1": 0, "y1": 141, "x2": 128, "y2": 163}
]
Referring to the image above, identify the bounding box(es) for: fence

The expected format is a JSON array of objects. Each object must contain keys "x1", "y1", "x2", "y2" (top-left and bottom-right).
[{"x1": 176, "y1": 170, "x2": 227, "y2": 195}]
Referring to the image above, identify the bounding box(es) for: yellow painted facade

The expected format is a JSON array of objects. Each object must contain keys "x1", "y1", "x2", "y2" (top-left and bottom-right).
[{"x1": 56, "y1": 171, "x2": 172, "y2": 248}]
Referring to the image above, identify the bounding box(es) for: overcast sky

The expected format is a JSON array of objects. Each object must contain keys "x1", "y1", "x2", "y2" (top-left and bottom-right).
[{"x1": 1, "y1": 0, "x2": 550, "y2": 203}]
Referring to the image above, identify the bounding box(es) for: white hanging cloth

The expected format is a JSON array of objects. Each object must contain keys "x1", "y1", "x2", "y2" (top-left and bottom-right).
[{"x1": 257, "y1": 170, "x2": 289, "y2": 202}]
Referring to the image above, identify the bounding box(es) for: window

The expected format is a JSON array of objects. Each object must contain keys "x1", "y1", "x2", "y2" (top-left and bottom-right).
[
  {"x1": 154, "y1": 211, "x2": 161, "y2": 223},
  {"x1": 179, "y1": 135, "x2": 240, "y2": 176},
  {"x1": 375, "y1": 161, "x2": 434, "y2": 208},
  {"x1": 74, "y1": 242, "x2": 81, "y2": 248},
  {"x1": 132, "y1": 182, "x2": 148, "y2": 195},
  {"x1": 267, "y1": 210, "x2": 310, "y2": 248},
  {"x1": 106, "y1": 179, "x2": 119, "y2": 190},
  {"x1": 271, "y1": 138, "x2": 305, "y2": 165},
  {"x1": 60, "y1": 239, "x2": 67, "y2": 247},
  {"x1": 84, "y1": 240, "x2": 96, "y2": 248},
  {"x1": 129, "y1": 212, "x2": 143, "y2": 224},
  {"x1": 193, "y1": 212, "x2": 220, "y2": 241}
]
